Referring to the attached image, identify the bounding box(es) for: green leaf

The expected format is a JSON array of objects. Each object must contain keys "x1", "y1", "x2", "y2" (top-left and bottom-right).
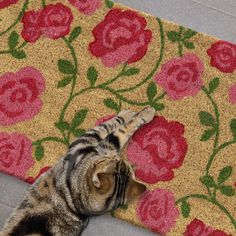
[
  {"x1": 122, "y1": 68, "x2": 140, "y2": 76},
  {"x1": 167, "y1": 31, "x2": 181, "y2": 42},
  {"x1": 35, "y1": 145, "x2": 44, "y2": 161},
  {"x1": 105, "y1": 0, "x2": 114, "y2": 8},
  {"x1": 200, "y1": 129, "x2": 215, "y2": 141},
  {"x1": 11, "y1": 50, "x2": 26, "y2": 59},
  {"x1": 111, "y1": 210, "x2": 115, "y2": 217},
  {"x1": 218, "y1": 166, "x2": 232, "y2": 184},
  {"x1": 103, "y1": 98, "x2": 120, "y2": 112},
  {"x1": 183, "y1": 41, "x2": 195, "y2": 49},
  {"x1": 147, "y1": 82, "x2": 157, "y2": 101},
  {"x1": 69, "y1": 26, "x2": 82, "y2": 43},
  {"x1": 199, "y1": 111, "x2": 215, "y2": 126},
  {"x1": 200, "y1": 175, "x2": 216, "y2": 188},
  {"x1": 55, "y1": 121, "x2": 70, "y2": 131},
  {"x1": 87, "y1": 66, "x2": 98, "y2": 86},
  {"x1": 152, "y1": 103, "x2": 165, "y2": 111},
  {"x1": 208, "y1": 77, "x2": 219, "y2": 94},
  {"x1": 230, "y1": 119, "x2": 236, "y2": 140},
  {"x1": 71, "y1": 109, "x2": 88, "y2": 129},
  {"x1": 57, "y1": 76, "x2": 72, "y2": 88},
  {"x1": 8, "y1": 31, "x2": 19, "y2": 49},
  {"x1": 181, "y1": 201, "x2": 190, "y2": 218},
  {"x1": 58, "y1": 59, "x2": 75, "y2": 74},
  {"x1": 183, "y1": 29, "x2": 197, "y2": 39},
  {"x1": 219, "y1": 185, "x2": 235, "y2": 197},
  {"x1": 72, "y1": 128, "x2": 85, "y2": 137},
  {"x1": 119, "y1": 204, "x2": 128, "y2": 210}
]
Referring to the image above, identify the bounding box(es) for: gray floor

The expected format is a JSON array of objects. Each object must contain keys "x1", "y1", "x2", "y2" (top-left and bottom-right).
[{"x1": 0, "y1": 0, "x2": 236, "y2": 235}]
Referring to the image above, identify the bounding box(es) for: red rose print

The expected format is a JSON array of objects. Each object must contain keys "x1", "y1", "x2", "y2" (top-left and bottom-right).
[
  {"x1": 0, "y1": 0, "x2": 18, "y2": 9},
  {"x1": 184, "y1": 219, "x2": 213, "y2": 236},
  {"x1": 21, "y1": 10, "x2": 42, "y2": 43},
  {"x1": 95, "y1": 114, "x2": 115, "y2": 126},
  {"x1": 68, "y1": 0, "x2": 101, "y2": 15},
  {"x1": 207, "y1": 41, "x2": 236, "y2": 73},
  {"x1": 228, "y1": 83, "x2": 236, "y2": 104},
  {"x1": 210, "y1": 230, "x2": 231, "y2": 236},
  {"x1": 39, "y1": 3, "x2": 73, "y2": 40},
  {"x1": 155, "y1": 53, "x2": 204, "y2": 100},
  {"x1": 25, "y1": 166, "x2": 51, "y2": 184},
  {"x1": 89, "y1": 9, "x2": 152, "y2": 67},
  {"x1": 0, "y1": 67, "x2": 45, "y2": 126},
  {"x1": 126, "y1": 116, "x2": 188, "y2": 184},
  {"x1": 184, "y1": 219, "x2": 231, "y2": 236},
  {"x1": 137, "y1": 189, "x2": 179, "y2": 234},
  {"x1": 0, "y1": 132, "x2": 35, "y2": 180},
  {"x1": 21, "y1": 3, "x2": 73, "y2": 42}
]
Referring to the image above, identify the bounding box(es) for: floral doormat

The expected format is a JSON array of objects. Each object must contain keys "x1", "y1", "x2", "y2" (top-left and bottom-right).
[{"x1": 0, "y1": 0, "x2": 236, "y2": 235}]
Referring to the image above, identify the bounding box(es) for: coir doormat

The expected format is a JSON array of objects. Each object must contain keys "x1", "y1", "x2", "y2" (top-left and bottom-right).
[{"x1": 0, "y1": 0, "x2": 236, "y2": 235}]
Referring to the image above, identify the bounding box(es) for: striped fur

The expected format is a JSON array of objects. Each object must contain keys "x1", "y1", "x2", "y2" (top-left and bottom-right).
[{"x1": 1, "y1": 107, "x2": 155, "y2": 236}]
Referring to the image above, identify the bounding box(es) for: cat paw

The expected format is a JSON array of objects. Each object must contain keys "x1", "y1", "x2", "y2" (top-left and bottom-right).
[
  {"x1": 138, "y1": 106, "x2": 155, "y2": 123},
  {"x1": 118, "y1": 110, "x2": 136, "y2": 123}
]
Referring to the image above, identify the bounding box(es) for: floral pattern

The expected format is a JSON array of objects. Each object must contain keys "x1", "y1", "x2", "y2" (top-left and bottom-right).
[
  {"x1": 228, "y1": 83, "x2": 236, "y2": 104},
  {"x1": 137, "y1": 189, "x2": 179, "y2": 234},
  {"x1": 0, "y1": 0, "x2": 236, "y2": 235},
  {"x1": 207, "y1": 41, "x2": 236, "y2": 73},
  {"x1": 0, "y1": 132, "x2": 34, "y2": 180},
  {"x1": 0, "y1": 0, "x2": 18, "y2": 9},
  {"x1": 68, "y1": 0, "x2": 101, "y2": 15},
  {"x1": 155, "y1": 53, "x2": 204, "y2": 100},
  {"x1": 21, "y1": 3, "x2": 73, "y2": 42},
  {"x1": 89, "y1": 9, "x2": 152, "y2": 67},
  {"x1": 184, "y1": 219, "x2": 231, "y2": 236},
  {"x1": 127, "y1": 116, "x2": 188, "y2": 184},
  {"x1": 0, "y1": 67, "x2": 45, "y2": 126}
]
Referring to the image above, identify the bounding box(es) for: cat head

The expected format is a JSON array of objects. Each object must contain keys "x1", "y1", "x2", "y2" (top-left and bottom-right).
[{"x1": 73, "y1": 156, "x2": 146, "y2": 216}]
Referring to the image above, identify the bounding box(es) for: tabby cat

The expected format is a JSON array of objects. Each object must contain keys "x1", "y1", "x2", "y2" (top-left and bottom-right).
[{"x1": 1, "y1": 106, "x2": 155, "y2": 236}]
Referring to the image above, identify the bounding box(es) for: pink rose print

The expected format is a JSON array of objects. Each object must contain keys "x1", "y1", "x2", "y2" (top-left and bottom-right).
[
  {"x1": 68, "y1": 0, "x2": 101, "y2": 15},
  {"x1": 155, "y1": 53, "x2": 204, "y2": 100},
  {"x1": 89, "y1": 9, "x2": 152, "y2": 67},
  {"x1": 25, "y1": 166, "x2": 51, "y2": 184},
  {"x1": 0, "y1": 132, "x2": 35, "y2": 180},
  {"x1": 95, "y1": 114, "x2": 115, "y2": 126},
  {"x1": 40, "y1": 3, "x2": 73, "y2": 40},
  {"x1": 207, "y1": 41, "x2": 236, "y2": 73},
  {"x1": 126, "y1": 116, "x2": 188, "y2": 184},
  {"x1": 21, "y1": 3, "x2": 73, "y2": 42},
  {"x1": 21, "y1": 10, "x2": 42, "y2": 43},
  {"x1": 0, "y1": 67, "x2": 45, "y2": 126},
  {"x1": 0, "y1": 0, "x2": 18, "y2": 9},
  {"x1": 229, "y1": 84, "x2": 236, "y2": 104},
  {"x1": 184, "y1": 219, "x2": 231, "y2": 236},
  {"x1": 137, "y1": 189, "x2": 179, "y2": 234}
]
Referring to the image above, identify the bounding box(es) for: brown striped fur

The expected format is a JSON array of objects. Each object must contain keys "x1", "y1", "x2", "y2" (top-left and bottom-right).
[{"x1": 1, "y1": 107, "x2": 155, "y2": 236}]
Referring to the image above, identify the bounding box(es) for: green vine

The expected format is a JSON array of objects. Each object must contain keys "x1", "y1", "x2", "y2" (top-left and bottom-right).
[
  {"x1": 32, "y1": 18, "x2": 166, "y2": 159},
  {"x1": 167, "y1": 25, "x2": 197, "y2": 57},
  {"x1": 42, "y1": 0, "x2": 46, "y2": 8},
  {"x1": 176, "y1": 78, "x2": 236, "y2": 230},
  {"x1": 0, "y1": 0, "x2": 29, "y2": 37},
  {"x1": 117, "y1": 17, "x2": 164, "y2": 93},
  {"x1": 0, "y1": 0, "x2": 29, "y2": 59}
]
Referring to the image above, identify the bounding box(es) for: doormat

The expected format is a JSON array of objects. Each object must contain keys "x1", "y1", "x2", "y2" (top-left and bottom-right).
[{"x1": 0, "y1": 0, "x2": 236, "y2": 235}]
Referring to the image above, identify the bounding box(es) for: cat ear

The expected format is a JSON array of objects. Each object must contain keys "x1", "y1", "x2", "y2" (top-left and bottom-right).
[
  {"x1": 92, "y1": 159, "x2": 117, "y2": 189},
  {"x1": 127, "y1": 179, "x2": 146, "y2": 201}
]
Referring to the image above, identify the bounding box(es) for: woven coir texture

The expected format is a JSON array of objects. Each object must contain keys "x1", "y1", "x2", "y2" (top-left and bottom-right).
[{"x1": 0, "y1": 0, "x2": 236, "y2": 235}]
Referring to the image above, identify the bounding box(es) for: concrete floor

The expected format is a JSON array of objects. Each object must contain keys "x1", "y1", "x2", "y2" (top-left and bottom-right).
[{"x1": 0, "y1": 0, "x2": 236, "y2": 235}]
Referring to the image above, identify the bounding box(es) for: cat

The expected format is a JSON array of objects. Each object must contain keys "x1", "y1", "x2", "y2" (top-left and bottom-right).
[{"x1": 1, "y1": 106, "x2": 155, "y2": 236}]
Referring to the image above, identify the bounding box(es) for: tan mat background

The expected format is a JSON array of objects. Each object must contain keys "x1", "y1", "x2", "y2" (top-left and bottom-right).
[{"x1": 0, "y1": 0, "x2": 236, "y2": 235}]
